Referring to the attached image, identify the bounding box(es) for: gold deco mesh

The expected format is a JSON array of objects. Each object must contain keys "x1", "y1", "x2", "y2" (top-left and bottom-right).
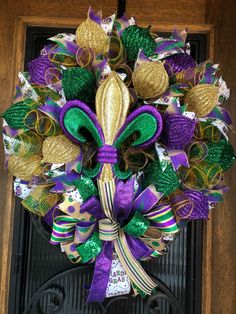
[
  {"x1": 42, "y1": 135, "x2": 81, "y2": 164},
  {"x1": 132, "y1": 62, "x2": 169, "y2": 99},
  {"x1": 184, "y1": 84, "x2": 219, "y2": 118}
]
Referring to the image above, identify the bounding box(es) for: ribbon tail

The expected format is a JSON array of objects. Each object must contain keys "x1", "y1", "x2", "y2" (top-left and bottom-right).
[
  {"x1": 87, "y1": 241, "x2": 113, "y2": 302},
  {"x1": 114, "y1": 229, "x2": 157, "y2": 296}
]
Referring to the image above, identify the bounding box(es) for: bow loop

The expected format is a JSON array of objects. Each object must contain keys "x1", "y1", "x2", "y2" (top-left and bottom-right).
[{"x1": 99, "y1": 218, "x2": 119, "y2": 241}]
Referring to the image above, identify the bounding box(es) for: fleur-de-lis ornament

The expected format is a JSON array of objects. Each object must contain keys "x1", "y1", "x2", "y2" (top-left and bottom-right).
[{"x1": 60, "y1": 71, "x2": 163, "y2": 181}]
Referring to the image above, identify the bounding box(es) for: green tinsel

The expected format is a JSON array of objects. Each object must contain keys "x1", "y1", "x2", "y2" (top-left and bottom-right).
[
  {"x1": 62, "y1": 67, "x2": 96, "y2": 101},
  {"x1": 143, "y1": 160, "x2": 180, "y2": 196},
  {"x1": 205, "y1": 139, "x2": 236, "y2": 172},
  {"x1": 2, "y1": 99, "x2": 35, "y2": 129},
  {"x1": 121, "y1": 25, "x2": 157, "y2": 60}
]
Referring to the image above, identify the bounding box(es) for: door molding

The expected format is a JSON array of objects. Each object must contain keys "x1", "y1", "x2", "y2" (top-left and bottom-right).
[{"x1": 0, "y1": 15, "x2": 215, "y2": 314}]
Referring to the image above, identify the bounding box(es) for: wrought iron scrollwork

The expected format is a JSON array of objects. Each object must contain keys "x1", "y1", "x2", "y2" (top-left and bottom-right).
[
  {"x1": 23, "y1": 266, "x2": 183, "y2": 314},
  {"x1": 23, "y1": 284, "x2": 65, "y2": 314}
]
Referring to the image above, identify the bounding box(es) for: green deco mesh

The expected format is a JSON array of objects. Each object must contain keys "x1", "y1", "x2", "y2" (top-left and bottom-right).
[
  {"x1": 205, "y1": 139, "x2": 236, "y2": 172},
  {"x1": 2, "y1": 99, "x2": 35, "y2": 129},
  {"x1": 121, "y1": 25, "x2": 157, "y2": 61},
  {"x1": 143, "y1": 159, "x2": 180, "y2": 196},
  {"x1": 62, "y1": 67, "x2": 96, "y2": 101}
]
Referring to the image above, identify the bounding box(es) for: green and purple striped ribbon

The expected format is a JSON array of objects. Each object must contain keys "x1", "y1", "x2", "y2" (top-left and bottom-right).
[
  {"x1": 50, "y1": 215, "x2": 78, "y2": 245},
  {"x1": 144, "y1": 202, "x2": 179, "y2": 234}
]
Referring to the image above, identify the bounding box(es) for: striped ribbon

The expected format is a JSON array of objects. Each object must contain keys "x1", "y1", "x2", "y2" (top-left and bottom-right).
[
  {"x1": 144, "y1": 202, "x2": 179, "y2": 234},
  {"x1": 99, "y1": 218, "x2": 119, "y2": 241},
  {"x1": 50, "y1": 216, "x2": 78, "y2": 245},
  {"x1": 97, "y1": 178, "x2": 158, "y2": 296},
  {"x1": 50, "y1": 215, "x2": 95, "y2": 245},
  {"x1": 114, "y1": 229, "x2": 157, "y2": 295}
]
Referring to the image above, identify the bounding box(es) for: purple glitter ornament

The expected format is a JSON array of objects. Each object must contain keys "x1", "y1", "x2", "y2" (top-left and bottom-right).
[
  {"x1": 28, "y1": 55, "x2": 55, "y2": 85},
  {"x1": 162, "y1": 114, "x2": 196, "y2": 149},
  {"x1": 164, "y1": 53, "x2": 196, "y2": 77},
  {"x1": 171, "y1": 189, "x2": 209, "y2": 220}
]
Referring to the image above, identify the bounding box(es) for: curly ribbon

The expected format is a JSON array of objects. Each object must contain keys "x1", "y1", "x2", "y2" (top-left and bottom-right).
[
  {"x1": 24, "y1": 109, "x2": 61, "y2": 137},
  {"x1": 46, "y1": 44, "x2": 77, "y2": 67},
  {"x1": 3, "y1": 130, "x2": 42, "y2": 157},
  {"x1": 108, "y1": 35, "x2": 126, "y2": 68},
  {"x1": 76, "y1": 47, "x2": 95, "y2": 69},
  {"x1": 44, "y1": 68, "x2": 62, "y2": 91},
  {"x1": 179, "y1": 161, "x2": 222, "y2": 190}
]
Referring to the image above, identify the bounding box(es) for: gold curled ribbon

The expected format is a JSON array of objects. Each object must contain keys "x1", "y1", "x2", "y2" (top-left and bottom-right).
[
  {"x1": 195, "y1": 121, "x2": 222, "y2": 142},
  {"x1": 76, "y1": 47, "x2": 95, "y2": 69},
  {"x1": 108, "y1": 35, "x2": 126, "y2": 68},
  {"x1": 187, "y1": 141, "x2": 208, "y2": 164},
  {"x1": 47, "y1": 44, "x2": 77, "y2": 67},
  {"x1": 123, "y1": 147, "x2": 154, "y2": 172},
  {"x1": 24, "y1": 109, "x2": 61, "y2": 137},
  {"x1": 179, "y1": 161, "x2": 222, "y2": 190},
  {"x1": 44, "y1": 67, "x2": 62, "y2": 87}
]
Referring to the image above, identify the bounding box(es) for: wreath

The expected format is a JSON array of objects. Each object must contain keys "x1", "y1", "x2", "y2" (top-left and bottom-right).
[{"x1": 2, "y1": 7, "x2": 235, "y2": 302}]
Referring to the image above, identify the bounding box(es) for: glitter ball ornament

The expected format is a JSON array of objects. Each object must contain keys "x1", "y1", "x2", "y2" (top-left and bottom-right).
[
  {"x1": 121, "y1": 25, "x2": 157, "y2": 60},
  {"x1": 184, "y1": 84, "x2": 219, "y2": 117},
  {"x1": 62, "y1": 67, "x2": 96, "y2": 101},
  {"x1": 76, "y1": 18, "x2": 109, "y2": 55},
  {"x1": 132, "y1": 62, "x2": 169, "y2": 99}
]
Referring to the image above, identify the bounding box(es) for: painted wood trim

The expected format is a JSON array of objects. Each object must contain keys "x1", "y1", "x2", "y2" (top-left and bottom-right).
[{"x1": 0, "y1": 16, "x2": 215, "y2": 314}]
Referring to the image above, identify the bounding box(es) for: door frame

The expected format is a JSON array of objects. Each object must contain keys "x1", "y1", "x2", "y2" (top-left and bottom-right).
[{"x1": 0, "y1": 15, "x2": 215, "y2": 314}]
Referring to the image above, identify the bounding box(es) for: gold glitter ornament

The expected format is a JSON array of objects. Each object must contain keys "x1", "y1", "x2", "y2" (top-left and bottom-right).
[
  {"x1": 76, "y1": 18, "x2": 109, "y2": 55},
  {"x1": 184, "y1": 84, "x2": 219, "y2": 118},
  {"x1": 132, "y1": 62, "x2": 169, "y2": 99},
  {"x1": 8, "y1": 155, "x2": 42, "y2": 181},
  {"x1": 42, "y1": 135, "x2": 81, "y2": 164}
]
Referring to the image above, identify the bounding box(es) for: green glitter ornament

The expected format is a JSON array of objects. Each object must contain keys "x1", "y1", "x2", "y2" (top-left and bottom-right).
[
  {"x1": 121, "y1": 25, "x2": 156, "y2": 60},
  {"x1": 143, "y1": 160, "x2": 180, "y2": 196},
  {"x1": 2, "y1": 99, "x2": 35, "y2": 129},
  {"x1": 62, "y1": 67, "x2": 96, "y2": 101},
  {"x1": 205, "y1": 139, "x2": 236, "y2": 172}
]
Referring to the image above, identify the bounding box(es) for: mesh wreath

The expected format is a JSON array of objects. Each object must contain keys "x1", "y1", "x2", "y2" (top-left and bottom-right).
[{"x1": 2, "y1": 7, "x2": 235, "y2": 302}]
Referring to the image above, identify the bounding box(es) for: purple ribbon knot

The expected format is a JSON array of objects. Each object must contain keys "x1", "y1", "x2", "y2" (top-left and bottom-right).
[{"x1": 97, "y1": 145, "x2": 118, "y2": 164}]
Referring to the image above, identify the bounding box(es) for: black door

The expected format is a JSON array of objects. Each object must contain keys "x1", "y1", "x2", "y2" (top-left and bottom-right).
[{"x1": 9, "y1": 26, "x2": 206, "y2": 314}]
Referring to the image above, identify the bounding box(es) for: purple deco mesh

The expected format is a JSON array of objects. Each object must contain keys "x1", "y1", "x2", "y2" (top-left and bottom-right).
[
  {"x1": 28, "y1": 55, "x2": 55, "y2": 85},
  {"x1": 171, "y1": 189, "x2": 209, "y2": 220},
  {"x1": 164, "y1": 53, "x2": 196, "y2": 77},
  {"x1": 162, "y1": 114, "x2": 196, "y2": 149}
]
